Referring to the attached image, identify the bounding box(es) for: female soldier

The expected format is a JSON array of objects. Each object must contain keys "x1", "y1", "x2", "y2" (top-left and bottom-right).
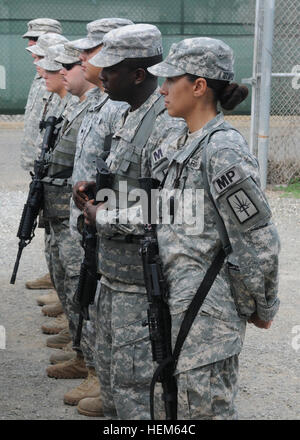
[{"x1": 146, "y1": 37, "x2": 280, "y2": 419}]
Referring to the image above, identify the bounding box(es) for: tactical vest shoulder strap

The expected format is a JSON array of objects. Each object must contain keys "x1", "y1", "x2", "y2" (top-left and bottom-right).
[
  {"x1": 131, "y1": 95, "x2": 165, "y2": 150},
  {"x1": 201, "y1": 128, "x2": 232, "y2": 256}
]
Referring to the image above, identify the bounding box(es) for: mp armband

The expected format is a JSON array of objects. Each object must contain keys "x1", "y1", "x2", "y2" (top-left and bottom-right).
[{"x1": 212, "y1": 164, "x2": 272, "y2": 232}]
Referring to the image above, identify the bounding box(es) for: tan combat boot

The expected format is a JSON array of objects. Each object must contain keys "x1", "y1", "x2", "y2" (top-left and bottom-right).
[
  {"x1": 77, "y1": 396, "x2": 104, "y2": 417},
  {"x1": 49, "y1": 348, "x2": 76, "y2": 365},
  {"x1": 46, "y1": 352, "x2": 88, "y2": 379},
  {"x1": 64, "y1": 368, "x2": 101, "y2": 406},
  {"x1": 42, "y1": 301, "x2": 63, "y2": 317},
  {"x1": 46, "y1": 328, "x2": 71, "y2": 349},
  {"x1": 26, "y1": 272, "x2": 54, "y2": 290},
  {"x1": 41, "y1": 313, "x2": 68, "y2": 334},
  {"x1": 36, "y1": 290, "x2": 59, "y2": 306}
]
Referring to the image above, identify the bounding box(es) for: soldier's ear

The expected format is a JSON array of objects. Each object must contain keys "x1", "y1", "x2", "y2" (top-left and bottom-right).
[
  {"x1": 193, "y1": 77, "x2": 207, "y2": 97},
  {"x1": 134, "y1": 68, "x2": 147, "y2": 85}
]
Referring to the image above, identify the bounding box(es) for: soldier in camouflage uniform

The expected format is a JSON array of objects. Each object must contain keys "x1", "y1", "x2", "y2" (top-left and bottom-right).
[
  {"x1": 25, "y1": 34, "x2": 70, "y2": 297},
  {"x1": 21, "y1": 19, "x2": 62, "y2": 171},
  {"x1": 22, "y1": 19, "x2": 63, "y2": 292},
  {"x1": 142, "y1": 37, "x2": 280, "y2": 419},
  {"x1": 62, "y1": 18, "x2": 132, "y2": 411},
  {"x1": 35, "y1": 44, "x2": 94, "y2": 386},
  {"x1": 82, "y1": 24, "x2": 185, "y2": 420}
]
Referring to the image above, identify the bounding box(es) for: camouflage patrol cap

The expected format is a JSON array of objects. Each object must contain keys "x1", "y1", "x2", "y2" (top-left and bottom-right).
[
  {"x1": 148, "y1": 37, "x2": 234, "y2": 81},
  {"x1": 36, "y1": 43, "x2": 67, "y2": 71},
  {"x1": 71, "y1": 18, "x2": 134, "y2": 51},
  {"x1": 89, "y1": 23, "x2": 162, "y2": 68},
  {"x1": 55, "y1": 42, "x2": 81, "y2": 64},
  {"x1": 26, "y1": 33, "x2": 68, "y2": 57},
  {"x1": 22, "y1": 18, "x2": 62, "y2": 39}
]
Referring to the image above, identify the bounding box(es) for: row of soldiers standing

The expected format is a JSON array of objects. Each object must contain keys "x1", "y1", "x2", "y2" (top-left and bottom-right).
[{"x1": 19, "y1": 16, "x2": 280, "y2": 420}]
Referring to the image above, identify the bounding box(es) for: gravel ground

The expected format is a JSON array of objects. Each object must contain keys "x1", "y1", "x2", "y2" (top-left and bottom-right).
[{"x1": 0, "y1": 128, "x2": 299, "y2": 420}]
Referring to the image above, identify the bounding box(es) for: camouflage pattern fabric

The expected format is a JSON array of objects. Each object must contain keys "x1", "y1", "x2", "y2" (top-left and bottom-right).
[
  {"x1": 44, "y1": 90, "x2": 97, "y2": 366},
  {"x1": 94, "y1": 88, "x2": 185, "y2": 419},
  {"x1": 176, "y1": 355, "x2": 239, "y2": 420},
  {"x1": 152, "y1": 112, "x2": 280, "y2": 418},
  {"x1": 94, "y1": 282, "x2": 156, "y2": 419},
  {"x1": 71, "y1": 18, "x2": 134, "y2": 51},
  {"x1": 97, "y1": 110, "x2": 279, "y2": 418},
  {"x1": 22, "y1": 18, "x2": 62, "y2": 39},
  {"x1": 70, "y1": 89, "x2": 128, "y2": 238},
  {"x1": 20, "y1": 73, "x2": 47, "y2": 170},
  {"x1": 148, "y1": 37, "x2": 234, "y2": 81},
  {"x1": 90, "y1": 23, "x2": 162, "y2": 68},
  {"x1": 48, "y1": 219, "x2": 93, "y2": 365},
  {"x1": 26, "y1": 33, "x2": 68, "y2": 58}
]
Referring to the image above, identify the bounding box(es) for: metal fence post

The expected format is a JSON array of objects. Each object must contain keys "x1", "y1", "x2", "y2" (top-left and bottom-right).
[{"x1": 257, "y1": 0, "x2": 275, "y2": 190}]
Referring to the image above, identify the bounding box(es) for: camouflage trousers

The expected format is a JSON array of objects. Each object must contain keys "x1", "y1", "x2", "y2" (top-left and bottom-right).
[
  {"x1": 48, "y1": 218, "x2": 96, "y2": 368},
  {"x1": 44, "y1": 228, "x2": 51, "y2": 276},
  {"x1": 176, "y1": 355, "x2": 239, "y2": 420},
  {"x1": 94, "y1": 282, "x2": 160, "y2": 420}
]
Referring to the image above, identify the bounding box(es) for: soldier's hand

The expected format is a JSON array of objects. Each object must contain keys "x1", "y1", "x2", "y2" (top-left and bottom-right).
[
  {"x1": 247, "y1": 312, "x2": 272, "y2": 329},
  {"x1": 73, "y1": 181, "x2": 96, "y2": 211},
  {"x1": 83, "y1": 200, "x2": 97, "y2": 226}
]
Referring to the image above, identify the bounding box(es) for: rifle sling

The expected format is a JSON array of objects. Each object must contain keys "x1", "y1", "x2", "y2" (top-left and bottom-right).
[{"x1": 171, "y1": 247, "x2": 226, "y2": 371}]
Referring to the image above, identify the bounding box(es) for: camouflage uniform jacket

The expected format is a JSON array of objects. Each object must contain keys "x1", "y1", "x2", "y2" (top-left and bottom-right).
[
  {"x1": 41, "y1": 92, "x2": 91, "y2": 221},
  {"x1": 20, "y1": 73, "x2": 47, "y2": 170},
  {"x1": 154, "y1": 112, "x2": 280, "y2": 372},
  {"x1": 69, "y1": 88, "x2": 128, "y2": 238},
  {"x1": 95, "y1": 87, "x2": 185, "y2": 292}
]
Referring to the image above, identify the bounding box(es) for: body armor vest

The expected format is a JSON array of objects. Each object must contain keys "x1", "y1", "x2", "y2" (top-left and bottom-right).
[
  {"x1": 98, "y1": 94, "x2": 165, "y2": 285},
  {"x1": 43, "y1": 105, "x2": 88, "y2": 220}
]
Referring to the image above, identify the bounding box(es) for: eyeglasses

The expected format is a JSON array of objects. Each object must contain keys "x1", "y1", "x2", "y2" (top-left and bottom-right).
[{"x1": 61, "y1": 61, "x2": 82, "y2": 71}]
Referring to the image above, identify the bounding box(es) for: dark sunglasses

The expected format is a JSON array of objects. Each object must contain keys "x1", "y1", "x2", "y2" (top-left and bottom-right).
[{"x1": 61, "y1": 61, "x2": 82, "y2": 71}]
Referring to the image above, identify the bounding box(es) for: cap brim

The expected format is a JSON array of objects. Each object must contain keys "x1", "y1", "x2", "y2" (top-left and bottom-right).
[
  {"x1": 22, "y1": 31, "x2": 45, "y2": 39},
  {"x1": 71, "y1": 37, "x2": 103, "y2": 51},
  {"x1": 89, "y1": 50, "x2": 124, "y2": 68},
  {"x1": 36, "y1": 58, "x2": 62, "y2": 71},
  {"x1": 26, "y1": 46, "x2": 45, "y2": 57},
  {"x1": 148, "y1": 61, "x2": 185, "y2": 78},
  {"x1": 55, "y1": 54, "x2": 80, "y2": 64}
]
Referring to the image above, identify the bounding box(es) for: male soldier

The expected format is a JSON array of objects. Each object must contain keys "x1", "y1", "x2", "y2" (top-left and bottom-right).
[
  {"x1": 57, "y1": 18, "x2": 132, "y2": 411},
  {"x1": 32, "y1": 44, "x2": 79, "y2": 341},
  {"x1": 35, "y1": 44, "x2": 100, "y2": 400},
  {"x1": 21, "y1": 18, "x2": 62, "y2": 294},
  {"x1": 80, "y1": 24, "x2": 185, "y2": 419}
]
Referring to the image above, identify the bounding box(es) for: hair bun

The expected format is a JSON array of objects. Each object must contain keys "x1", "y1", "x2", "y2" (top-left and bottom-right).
[{"x1": 220, "y1": 83, "x2": 248, "y2": 110}]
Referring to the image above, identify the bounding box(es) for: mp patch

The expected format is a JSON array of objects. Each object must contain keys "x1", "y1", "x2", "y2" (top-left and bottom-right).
[
  {"x1": 227, "y1": 189, "x2": 258, "y2": 223},
  {"x1": 213, "y1": 166, "x2": 241, "y2": 194}
]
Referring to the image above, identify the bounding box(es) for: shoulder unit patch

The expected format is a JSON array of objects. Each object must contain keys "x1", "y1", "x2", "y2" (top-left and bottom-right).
[{"x1": 227, "y1": 189, "x2": 258, "y2": 223}]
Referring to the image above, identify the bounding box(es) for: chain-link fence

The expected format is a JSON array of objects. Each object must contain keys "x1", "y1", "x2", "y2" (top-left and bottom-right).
[
  {"x1": 250, "y1": 0, "x2": 300, "y2": 184},
  {"x1": 268, "y1": 0, "x2": 300, "y2": 184},
  {"x1": 0, "y1": 0, "x2": 255, "y2": 116}
]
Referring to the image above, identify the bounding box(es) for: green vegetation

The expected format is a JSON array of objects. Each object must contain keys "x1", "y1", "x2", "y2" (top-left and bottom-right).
[{"x1": 275, "y1": 178, "x2": 300, "y2": 198}]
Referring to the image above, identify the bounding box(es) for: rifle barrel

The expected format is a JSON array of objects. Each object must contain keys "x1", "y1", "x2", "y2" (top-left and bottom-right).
[{"x1": 10, "y1": 242, "x2": 26, "y2": 284}]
